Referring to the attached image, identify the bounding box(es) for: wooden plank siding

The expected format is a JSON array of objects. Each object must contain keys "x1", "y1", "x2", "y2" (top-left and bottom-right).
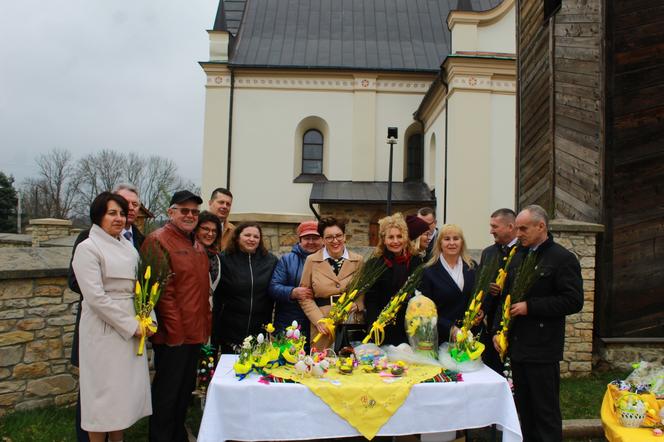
[
  {"x1": 516, "y1": 0, "x2": 664, "y2": 337},
  {"x1": 517, "y1": 0, "x2": 553, "y2": 211},
  {"x1": 553, "y1": 0, "x2": 603, "y2": 222},
  {"x1": 605, "y1": 0, "x2": 664, "y2": 337}
]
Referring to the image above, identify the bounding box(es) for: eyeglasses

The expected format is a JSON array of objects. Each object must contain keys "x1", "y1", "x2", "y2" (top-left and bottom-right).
[
  {"x1": 323, "y1": 233, "x2": 344, "y2": 243},
  {"x1": 198, "y1": 226, "x2": 217, "y2": 235},
  {"x1": 171, "y1": 207, "x2": 200, "y2": 216}
]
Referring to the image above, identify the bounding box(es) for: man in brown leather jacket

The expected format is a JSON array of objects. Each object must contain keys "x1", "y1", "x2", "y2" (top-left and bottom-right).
[{"x1": 142, "y1": 190, "x2": 210, "y2": 442}]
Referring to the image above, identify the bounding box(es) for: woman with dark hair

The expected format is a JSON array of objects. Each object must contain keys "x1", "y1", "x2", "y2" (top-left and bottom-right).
[
  {"x1": 71, "y1": 192, "x2": 152, "y2": 442},
  {"x1": 364, "y1": 213, "x2": 423, "y2": 346},
  {"x1": 212, "y1": 222, "x2": 278, "y2": 353},
  {"x1": 299, "y1": 217, "x2": 363, "y2": 350},
  {"x1": 194, "y1": 211, "x2": 223, "y2": 294}
]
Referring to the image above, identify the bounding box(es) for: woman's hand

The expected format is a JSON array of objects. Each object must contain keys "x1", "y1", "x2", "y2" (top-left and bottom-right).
[
  {"x1": 449, "y1": 326, "x2": 460, "y2": 342},
  {"x1": 134, "y1": 325, "x2": 144, "y2": 338},
  {"x1": 316, "y1": 321, "x2": 331, "y2": 336}
]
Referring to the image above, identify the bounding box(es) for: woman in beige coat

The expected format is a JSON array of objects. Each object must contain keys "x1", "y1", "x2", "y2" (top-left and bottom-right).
[
  {"x1": 72, "y1": 192, "x2": 152, "y2": 442},
  {"x1": 299, "y1": 217, "x2": 363, "y2": 350}
]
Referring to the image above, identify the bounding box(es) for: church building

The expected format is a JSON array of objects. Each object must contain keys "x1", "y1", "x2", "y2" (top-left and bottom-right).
[{"x1": 200, "y1": 0, "x2": 516, "y2": 249}]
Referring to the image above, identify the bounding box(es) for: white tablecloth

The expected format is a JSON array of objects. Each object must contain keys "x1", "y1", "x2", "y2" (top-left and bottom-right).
[{"x1": 198, "y1": 355, "x2": 522, "y2": 442}]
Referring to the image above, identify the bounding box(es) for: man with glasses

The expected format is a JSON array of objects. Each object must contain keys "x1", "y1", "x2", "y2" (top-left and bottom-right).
[{"x1": 141, "y1": 190, "x2": 211, "y2": 442}]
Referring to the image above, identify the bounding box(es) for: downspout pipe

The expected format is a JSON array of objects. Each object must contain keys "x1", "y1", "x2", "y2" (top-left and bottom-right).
[
  {"x1": 226, "y1": 69, "x2": 235, "y2": 189},
  {"x1": 309, "y1": 201, "x2": 321, "y2": 221}
]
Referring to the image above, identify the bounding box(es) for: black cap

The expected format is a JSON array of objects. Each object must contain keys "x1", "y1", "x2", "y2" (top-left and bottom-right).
[{"x1": 169, "y1": 190, "x2": 203, "y2": 206}]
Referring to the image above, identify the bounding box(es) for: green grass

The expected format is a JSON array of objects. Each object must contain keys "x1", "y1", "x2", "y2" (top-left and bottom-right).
[
  {"x1": 560, "y1": 369, "x2": 629, "y2": 419},
  {"x1": 0, "y1": 402, "x2": 203, "y2": 442},
  {"x1": 0, "y1": 371, "x2": 627, "y2": 440}
]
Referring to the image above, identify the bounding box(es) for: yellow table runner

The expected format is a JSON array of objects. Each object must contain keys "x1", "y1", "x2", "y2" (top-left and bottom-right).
[
  {"x1": 270, "y1": 364, "x2": 441, "y2": 440},
  {"x1": 601, "y1": 387, "x2": 663, "y2": 442}
]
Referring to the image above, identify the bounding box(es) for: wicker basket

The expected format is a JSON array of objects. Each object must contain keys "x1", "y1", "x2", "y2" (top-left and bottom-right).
[{"x1": 618, "y1": 410, "x2": 645, "y2": 428}]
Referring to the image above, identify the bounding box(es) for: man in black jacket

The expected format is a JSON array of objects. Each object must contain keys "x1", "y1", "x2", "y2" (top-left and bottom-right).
[
  {"x1": 494, "y1": 205, "x2": 583, "y2": 442},
  {"x1": 478, "y1": 208, "x2": 517, "y2": 375},
  {"x1": 67, "y1": 183, "x2": 145, "y2": 442}
]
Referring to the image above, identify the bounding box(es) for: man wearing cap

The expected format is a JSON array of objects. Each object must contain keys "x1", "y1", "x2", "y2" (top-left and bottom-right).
[
  {"x1": 268, "y1": 220, "x2": 323, "y2": 341},
  {"x1": 142, "y1": 190, "x2": 211, "y2": 442}
]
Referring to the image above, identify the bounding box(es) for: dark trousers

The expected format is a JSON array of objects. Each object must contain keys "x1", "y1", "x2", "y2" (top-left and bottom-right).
[
  {"x1": 149, "y1": 343, "x2": 201, "y2": 442},
  {"x1": 480, "y1": 330, "x2": 504, "y2": 375},
  {"x1": 511, "y1": 360, "x2": 562, "y2": 442}
]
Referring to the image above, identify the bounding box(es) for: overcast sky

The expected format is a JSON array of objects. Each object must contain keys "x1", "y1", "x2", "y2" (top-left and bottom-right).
[{"x1": 0, "y1": 0, "x2": 218, "y2": 186}]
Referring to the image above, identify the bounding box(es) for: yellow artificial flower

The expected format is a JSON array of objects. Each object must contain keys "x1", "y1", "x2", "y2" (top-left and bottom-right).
[
  {"x1": 150, "y1": 282, "x2": 159, "y2": 296},
  {"x1": 144, "y1": 265, "x2": 151, "y2": 281},
  {"x1": 265, "y1": 323, "x2": 275, "y2": 334},
  {"x1": 135, "y1": 281, "x2": 141, "y2": 296}
]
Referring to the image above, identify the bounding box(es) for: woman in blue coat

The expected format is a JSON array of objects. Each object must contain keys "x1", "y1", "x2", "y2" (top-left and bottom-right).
[{"x1": 420, "y1": 224, "x2": 477, "y2": 344}]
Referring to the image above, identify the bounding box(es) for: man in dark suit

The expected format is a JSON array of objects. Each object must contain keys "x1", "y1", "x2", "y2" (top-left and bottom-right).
[
  {"x1": 417, "y1": 207, "x2": 437, "y2": 260},
  {"x1": 493, "y1": 205, "x2": 583, "y2": 442},
  {"x1": 67, "y1": 183, "x2": 145, "y2": 442},
  {"x1": 478, "y1": 208, "x2": 517, "y2": 375}
]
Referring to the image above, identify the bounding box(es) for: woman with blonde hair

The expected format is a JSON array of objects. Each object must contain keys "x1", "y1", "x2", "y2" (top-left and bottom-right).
[
  {"x1": 364, "y1": 213, "x2": 424, "y2": 346},
  {"x1": 420, "y1": 224, "x2": 477, "y2": 343}
]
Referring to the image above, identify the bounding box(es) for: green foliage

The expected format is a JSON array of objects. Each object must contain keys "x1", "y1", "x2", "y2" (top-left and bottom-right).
[{"x1": 0, "y1": 171, "x2": 18, "y2": 232}]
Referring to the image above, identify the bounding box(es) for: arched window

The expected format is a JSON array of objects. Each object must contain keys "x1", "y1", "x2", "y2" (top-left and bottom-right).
[
  {"x1": 406, "y1": 133, "x2": 423, "y2": 181},
  {"x1": 302, "y1": 129, "x2": 323, "y2": 175}
]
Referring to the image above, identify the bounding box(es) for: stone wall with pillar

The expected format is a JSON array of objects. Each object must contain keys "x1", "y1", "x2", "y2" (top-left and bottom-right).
[
  {"x1": 0, "y1": 247, "x2": 78, "y2": 416},
  {"x1": 25, "y1": 219, "x2": 73, "y2": 247},
  {"x1": 550, "y1": 219, "x2": 603, "y2": 377}
]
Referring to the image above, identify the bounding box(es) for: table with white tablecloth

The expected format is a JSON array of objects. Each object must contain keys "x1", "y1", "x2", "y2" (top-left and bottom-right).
[{"x1": 197, "y1": 355, "x2": 522, "y2": 442}]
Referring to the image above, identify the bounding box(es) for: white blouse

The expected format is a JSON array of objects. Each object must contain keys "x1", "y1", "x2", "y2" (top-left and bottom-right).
[{"x1": 440, "y1": 255, "x2": 464, "y2": 291}]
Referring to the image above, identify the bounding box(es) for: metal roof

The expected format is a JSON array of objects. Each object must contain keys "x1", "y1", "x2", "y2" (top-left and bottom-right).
[
  {"x1": 214, "y1": 0, "x2": 248, "y2": 36},
  {"x1": 219, "y1": 0, "x2": 504, "y2": 71},
  {"x1": 310, "y1": 181, "x2": 435, "y2": 205}
]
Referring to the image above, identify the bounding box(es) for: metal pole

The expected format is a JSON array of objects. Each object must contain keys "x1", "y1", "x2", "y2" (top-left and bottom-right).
[
  {"x1": 17, "y1": 191, "x2": 21, "y2": 233},
  {"x1": 387, "y1": 142, "x2": 394, "y2": 215}
]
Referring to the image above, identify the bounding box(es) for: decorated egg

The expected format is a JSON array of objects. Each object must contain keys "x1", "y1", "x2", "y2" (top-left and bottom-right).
[
  {"x1": 294, "y1": 360, "x2": 308, "y2": 374},
  {"x1": 311, "y1": 364, "x2": 325, "y2": 378}
]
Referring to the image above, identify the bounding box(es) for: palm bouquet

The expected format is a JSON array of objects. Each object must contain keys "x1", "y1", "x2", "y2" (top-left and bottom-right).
[
  {"x1": 495, "y1": 250, "x2": 539, "y2": 361},
  {"x1": 362, "y1": 263, "x2": 425, "y2": 345},
  {"x1": 451, "y1": 246, "x2": 517, "y2": 362},
  {"x1": 313, "y1": 258, "x2": 387, "y2": 346},
  {"x1": 134, "y1": 245, "x2": 170, "y2": 356}
]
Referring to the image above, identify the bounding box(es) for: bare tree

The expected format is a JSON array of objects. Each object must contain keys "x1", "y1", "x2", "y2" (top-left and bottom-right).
[
  {"x1": 21, "y1": 148, "x2": 195, "y2": 224},
  {"x1": 77, "y1": 149, "x2": 127, "y2": 212},
  {"x1": 26, "y1": 149, "x2": 80, "y2": 219}
]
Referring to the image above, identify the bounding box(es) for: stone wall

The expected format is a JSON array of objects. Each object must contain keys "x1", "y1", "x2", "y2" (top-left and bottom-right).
[
  {"x1": 0, "y1": 248, "x2": 78, "y2": 416},
  {"x1": 260, "y1": 222, "x2": 299, "y2": 255},
  {"x1": 25, "y1": 219, "x2": 73, "y2": 247},
  {"x1": 550, "y1": 219, "x2": 603, "y2": 377},
  {"x1": 597, "y1": 341, "x2": 664, "y2": 371},
  {"x1": 319, "y1": 203, "x2": 421, "y2": 247}
]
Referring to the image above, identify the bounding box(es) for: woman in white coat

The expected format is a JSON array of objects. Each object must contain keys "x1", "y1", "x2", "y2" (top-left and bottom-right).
[{"x1": 72, "y1": 192, "x2": 153, "y2": 442}]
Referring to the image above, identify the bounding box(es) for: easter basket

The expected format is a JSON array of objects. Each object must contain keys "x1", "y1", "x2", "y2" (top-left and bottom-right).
[
  {"x1": 615, "y1": 393, "x2": 646, "y2": 428},
  {"x1": 617, "y1": 410, "x2": 645, "y2": 428}
]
